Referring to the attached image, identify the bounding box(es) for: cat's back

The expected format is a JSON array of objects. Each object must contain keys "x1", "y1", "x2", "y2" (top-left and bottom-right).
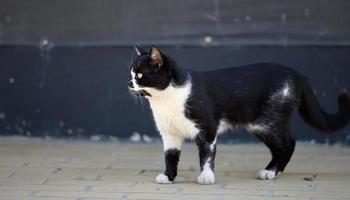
[
  {"x1": 202, "y1": 63, "x2": 301, "y2": 80},
  {"x1": 199, "y1": 63, "x2": 304, "y2": 89},
  {"x1": 189, "y1": 63, "x2": 305, "y2": 108}
]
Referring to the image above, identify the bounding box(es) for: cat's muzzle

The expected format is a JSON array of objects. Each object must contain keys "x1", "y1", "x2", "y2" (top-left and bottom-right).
[
  {"x1": 129, "y1": 89, "x2": 151, "y2": 97},
  {"x1": 128, "y1": 81, "x2": 151, "y2": 97}
]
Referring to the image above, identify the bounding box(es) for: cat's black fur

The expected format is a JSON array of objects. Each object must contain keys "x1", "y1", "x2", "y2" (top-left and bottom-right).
[{"x1": 128, "y1": 45, "x2": 350, "y2": 184}]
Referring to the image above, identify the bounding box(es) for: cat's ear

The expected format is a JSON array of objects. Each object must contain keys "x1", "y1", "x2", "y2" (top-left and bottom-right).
[
  {"x1": 134, "y1": 44, "x2": 146, "y2": 56},
  {"x1": 150, "y1": 46, "x2": 164, "y2": 67}
]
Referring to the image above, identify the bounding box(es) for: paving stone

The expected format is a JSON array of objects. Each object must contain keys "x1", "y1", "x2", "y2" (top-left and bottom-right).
[{"x1": 0, "y1": 137, "x2": 349, "y2": 200}]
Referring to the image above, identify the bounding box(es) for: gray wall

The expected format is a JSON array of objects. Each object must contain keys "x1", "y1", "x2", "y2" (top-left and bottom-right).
[
  {"x1": 0, "y1": 1, "x2": 349, "y2": 142},
  {"x1": 0, "y1": 0, "x2": 350, "y2": 46},
  {"x1": 1, "y1": 46, "x2": 349, "y2": 143}
]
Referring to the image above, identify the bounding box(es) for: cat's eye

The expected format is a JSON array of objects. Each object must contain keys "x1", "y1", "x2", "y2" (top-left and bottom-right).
[{"x1": 137, "y1": 73, "x2": 143, "y2": 79}]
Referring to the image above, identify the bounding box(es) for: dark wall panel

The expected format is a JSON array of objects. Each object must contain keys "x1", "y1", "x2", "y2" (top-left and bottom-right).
[{"x1": 0, "y1": 46, "x2": 349, "y2": 142}]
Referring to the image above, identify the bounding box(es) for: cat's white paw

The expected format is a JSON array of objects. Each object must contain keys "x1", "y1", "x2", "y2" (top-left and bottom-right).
[
  {"x1": 197, "y1": 169, "x2": 215, "y2": 185},
  {"x1": 256, "y1": 169, "x2": 276, "y2": 180},
  {"x1": 155, "y1": 173, "x2": 173, "y2": 184}
]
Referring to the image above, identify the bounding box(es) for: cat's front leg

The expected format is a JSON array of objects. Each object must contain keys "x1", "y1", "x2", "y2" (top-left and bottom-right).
[
  {"x1": 156, "y1": 134, "x2": 184, "y2": 184},
  {"x1": 195, "y1": 135, "x2": 217, "y2": 185}
]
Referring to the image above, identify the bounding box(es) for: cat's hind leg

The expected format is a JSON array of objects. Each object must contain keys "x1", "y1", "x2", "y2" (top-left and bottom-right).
[
  {"x1": 251, "y1": 125, "x2": 295, "y2": 180},
  {"x1": 251, "y1": 84, "x2": 298, "y2": 180}
]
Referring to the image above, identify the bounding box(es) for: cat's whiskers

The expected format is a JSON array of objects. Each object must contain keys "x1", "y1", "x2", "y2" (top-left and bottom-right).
[
  {"x1": 128, "y1": 87, "x2": 146, "y2": 111},
  {"x1": 130, "y1": 52, "x2": 136, "y2": 65},
  {"x1": 139, "y1": 95, "x2": 145, "y2": 111}
]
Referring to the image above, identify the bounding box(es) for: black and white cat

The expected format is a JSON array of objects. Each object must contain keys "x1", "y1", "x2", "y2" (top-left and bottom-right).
[{"x1": 128, "y1": 45, "x2": 350, "y2": 184}]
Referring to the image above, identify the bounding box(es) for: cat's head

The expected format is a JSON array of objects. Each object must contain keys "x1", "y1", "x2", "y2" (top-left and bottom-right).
[{"x1": 128, "y1": 45, "x2": 175, "y2": 97}]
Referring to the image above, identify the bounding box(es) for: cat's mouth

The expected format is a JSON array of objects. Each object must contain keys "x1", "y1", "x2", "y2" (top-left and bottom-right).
[{"x1": 130, "y1": 89, "x2": 152, "y2": 97}]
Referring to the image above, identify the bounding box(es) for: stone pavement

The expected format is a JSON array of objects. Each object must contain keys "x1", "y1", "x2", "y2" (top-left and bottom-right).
[{"x1": 0, "y1": 137, "x2": 349, "y2": 200}]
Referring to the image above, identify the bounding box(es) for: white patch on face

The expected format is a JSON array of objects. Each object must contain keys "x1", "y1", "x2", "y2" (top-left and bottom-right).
[
  {"x1": 217, "y1": 119, "x2": 234, "y2": 134},
  {"x1": 197, "y1": 158, "x2": 215, "y2": 184},
  {"x1": 246, "y1": 123, "x2": 268, "y2": 133},
  {"x1": 155, "y1": 173, "x2": 173, "y2": 184},
  {"x1": 130, "y1": 69, "x2": 142, "y2": 91},
  {"x1": 149, "y1": 77, "x2": 200, "y2": 148},
  {"x1": 256, "y1": 169, "x2": 277, "y2": 180}
]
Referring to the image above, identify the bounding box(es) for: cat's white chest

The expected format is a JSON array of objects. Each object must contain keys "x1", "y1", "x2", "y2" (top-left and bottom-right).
[{"x1": 148, "y1": 81, "x2": 199, "y2": 139}]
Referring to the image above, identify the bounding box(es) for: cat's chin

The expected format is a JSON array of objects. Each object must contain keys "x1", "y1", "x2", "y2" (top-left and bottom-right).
[{"x1": 130, "y1": 89, "x2": 151, "y2": 97}]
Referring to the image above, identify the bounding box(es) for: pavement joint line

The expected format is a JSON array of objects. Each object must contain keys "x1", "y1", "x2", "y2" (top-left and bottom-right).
[
  {"x1": 130, "y1": 181, "x2": 139, "y2": 187},
  {"x1": 163, "y1": 193, "x2": 266, "y2": 197}
]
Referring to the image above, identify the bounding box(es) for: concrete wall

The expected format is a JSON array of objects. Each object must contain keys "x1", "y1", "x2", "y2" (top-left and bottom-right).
[
  {"x1": 0, "y1": 1, "x2": 349, "y2": 142},
  {"x1": 0, "y1": 46, "x2": 349, "y2": 142},
  {"x1": 0, "y1": 0, "x2": 349, "y2": 46}
]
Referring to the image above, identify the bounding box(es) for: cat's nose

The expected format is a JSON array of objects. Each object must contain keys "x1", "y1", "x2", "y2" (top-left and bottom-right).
[{"x1": 128, "y1": 81, "x2": 134, "y2": 88}]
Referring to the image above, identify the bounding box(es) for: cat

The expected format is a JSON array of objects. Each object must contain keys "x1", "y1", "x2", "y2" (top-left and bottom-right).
[{"x1": 128, "y1": 45, "x2": 350, "y2": 184}]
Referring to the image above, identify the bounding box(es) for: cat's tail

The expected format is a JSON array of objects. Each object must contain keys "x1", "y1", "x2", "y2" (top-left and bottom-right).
[{"x1": 298, "y1": 80, "x2": 350, "y2": 132}]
